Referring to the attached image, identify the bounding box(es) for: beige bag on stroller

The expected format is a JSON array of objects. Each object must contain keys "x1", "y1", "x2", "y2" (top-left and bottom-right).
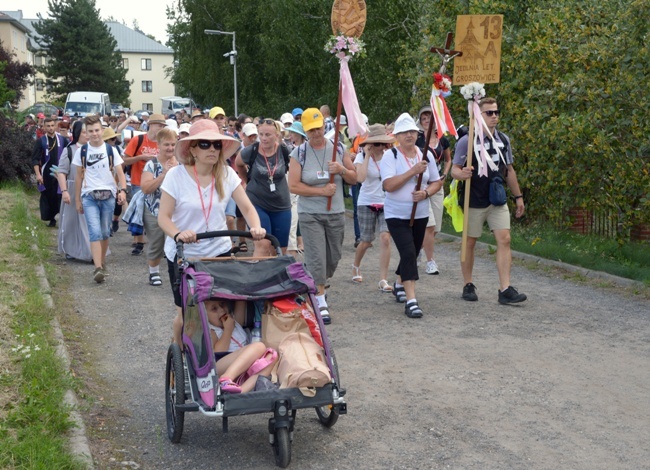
[{"x1": 277, "y1": 332, "x2": 331, "y2": 396}]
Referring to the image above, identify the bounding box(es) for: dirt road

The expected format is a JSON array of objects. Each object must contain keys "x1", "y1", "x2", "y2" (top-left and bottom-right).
[{"x1": 55, "y1": 216, "x2": 650, "y2": 469}]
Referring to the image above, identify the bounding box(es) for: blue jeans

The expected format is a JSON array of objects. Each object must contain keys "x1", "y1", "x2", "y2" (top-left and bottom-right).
[
  {"x1": 254, "y1": 205, "x2": 291, "y2": 248},
  {"x1": 82, "y1": 194, "x2": 116, "y2": 242}
]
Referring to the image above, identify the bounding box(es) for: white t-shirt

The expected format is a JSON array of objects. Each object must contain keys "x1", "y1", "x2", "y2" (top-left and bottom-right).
[
  {"x1": 354, "y1": 150, "x2": 386, "y2": 206},
  {"x1": 379, "y1": 147, "x2": 440, "y2": 220},
  {"x1": 162, "y1": 165, "x2": 241, "y2": 261},
  {"x1": 209, "y1": 322, "x2": 249, "y2": 353},
  {"x1": 72, "y1": 143, "x2": 123, "y2": 196}
]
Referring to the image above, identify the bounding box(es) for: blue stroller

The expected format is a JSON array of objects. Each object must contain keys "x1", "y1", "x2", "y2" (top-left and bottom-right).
[{"x1": 165, "y1": 231, "x2": 347, "y2": 467}]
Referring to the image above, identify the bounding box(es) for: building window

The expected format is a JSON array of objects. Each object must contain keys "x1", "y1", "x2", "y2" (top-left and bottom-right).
[
  {"x1": 143, "y1": 103, "x2": 153, "y2": 112},
  {"x1": 35, "y1": 79, "x2": 45, "y2": 91},
  {"x1": 122, "y1": 58, "x2": 129, "y2": 69},
  {"x1": 142, "y1": 81, "x2": 153, "y2": 93},
  {"x1": 141, "y1": 58, "x2": 152, "y2": 70}
]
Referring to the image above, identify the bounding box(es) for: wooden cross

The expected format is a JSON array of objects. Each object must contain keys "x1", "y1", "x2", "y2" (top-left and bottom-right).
[{"x1": 430, "y1": 32, "x2": 463, "y2": 74}]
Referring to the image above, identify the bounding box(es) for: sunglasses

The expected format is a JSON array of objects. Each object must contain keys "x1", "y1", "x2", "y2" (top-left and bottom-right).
[
  {"x1": 483, "y1": 110, "x2": 500, "y2": 117},
  {"x1": 371, "y1": 143, "x2": 385, "y2": 147},
  {"x1": 258, "y1": 119, "x2": 275, "y2": 126},
  {"x1": 197, "y1": 140, "x2": 222, "y2": 150}
]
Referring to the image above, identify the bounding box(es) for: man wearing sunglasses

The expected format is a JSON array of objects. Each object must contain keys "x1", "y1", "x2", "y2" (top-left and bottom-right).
[{"x1": 451, "y1": 97, "x2": 527, "y2": 305}]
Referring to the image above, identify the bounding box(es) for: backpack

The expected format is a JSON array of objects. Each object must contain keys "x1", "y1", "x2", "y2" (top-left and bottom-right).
[
  {"x1": 79, "y1": 142, "x2": 116, "y2": 186},
  {"x1": 294, "y1": 141, "x2": 344, "y2": 168},
  {"x1": 246, "y1": 142, "x2": 291, "y2": 182}
]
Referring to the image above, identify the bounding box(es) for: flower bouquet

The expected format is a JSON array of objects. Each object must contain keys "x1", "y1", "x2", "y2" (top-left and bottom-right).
[
  {"x1": 460, "y1": 82, "x2": 486, "y2": 101},
  {"x1": 324, "y1": 34, "x2": 366, "y2": 61}
]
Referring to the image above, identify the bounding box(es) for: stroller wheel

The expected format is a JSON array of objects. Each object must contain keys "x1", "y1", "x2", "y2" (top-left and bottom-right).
[
  {"x1": 315, "y1": 404, "x2": 339, "y2": 428},
  {"x1": 165, "y1": 343, "x2": 185, "y2": 443},
  {"x1": 272, "y1": 427, "x2": 291, "y2": 468}
]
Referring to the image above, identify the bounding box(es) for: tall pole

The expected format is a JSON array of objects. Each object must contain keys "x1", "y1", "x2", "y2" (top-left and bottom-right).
[
  {"x1": 204, "y1": 29, "x2": 238, "y2": 116},
  {"x1": 232, "y1": 32, "x2": 238, "y2": 116}
]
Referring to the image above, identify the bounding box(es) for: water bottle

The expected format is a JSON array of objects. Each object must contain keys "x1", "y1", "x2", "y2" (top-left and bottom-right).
[
  {"x1": 251, "y1": 300, "x2": 264, "y2": 342},
  {"x1": 251, "y1": 321, "x2": 262, "y2": 343}
]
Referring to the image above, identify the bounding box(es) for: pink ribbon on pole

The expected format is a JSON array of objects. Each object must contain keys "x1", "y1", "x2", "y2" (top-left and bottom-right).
[
  {"x1": 430, "y1": 87, "x2": 457, "y2": 139},
  {"x1": 469, "y1": 98, "x2": 498, "y2": 178},
  {"x1": 340, "y1": 57, "x2": 368, "y2": 137}
]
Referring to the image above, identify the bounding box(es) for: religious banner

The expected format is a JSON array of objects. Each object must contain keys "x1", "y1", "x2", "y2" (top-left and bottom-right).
[{"x1": 453, "y1": 15, "x2": 503, "y2": 85}]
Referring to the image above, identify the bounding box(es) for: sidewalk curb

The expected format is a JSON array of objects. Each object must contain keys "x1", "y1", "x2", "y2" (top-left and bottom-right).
[
  {"x1": 436, "y1": 233, "x2": 645, "y2": 289},
  {"x1": 35, "y1": 261, "x2": 94, "y2": 469}
]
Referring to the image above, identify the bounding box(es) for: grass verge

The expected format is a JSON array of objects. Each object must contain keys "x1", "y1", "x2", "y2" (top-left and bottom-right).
[
  {"x1": 440, "y1": 211, "x2": 650, "y2": 283},
  {"x1": 0, "y1": 183, "x2": 85, "y2": 469}
]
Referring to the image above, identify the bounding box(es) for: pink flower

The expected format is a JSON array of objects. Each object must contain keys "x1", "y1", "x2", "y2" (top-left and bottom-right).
[
  {"x1": 349, "y1": 43, "x2": 359, "y2": 53},
  {"x1": 336, "y1": 37, "x2": 347, "y2": 50},
  {"x1": 336, "y1": 51, "x2": 347, "y2": 60}
]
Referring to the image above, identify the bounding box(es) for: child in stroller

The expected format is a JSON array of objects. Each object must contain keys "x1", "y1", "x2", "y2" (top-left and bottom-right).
[{"x1": 205, "y1": 299, "x2": 278, "y2": 394}]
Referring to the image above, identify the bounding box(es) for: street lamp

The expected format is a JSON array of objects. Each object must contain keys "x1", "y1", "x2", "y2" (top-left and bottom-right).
[{"x1": 204, "y1": 29, "x2": 238, "y2": 116}]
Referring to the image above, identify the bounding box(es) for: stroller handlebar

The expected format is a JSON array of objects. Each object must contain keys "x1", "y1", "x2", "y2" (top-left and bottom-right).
[{"x1": 176, "y1": 230, "x2": 282, "y2": 260}]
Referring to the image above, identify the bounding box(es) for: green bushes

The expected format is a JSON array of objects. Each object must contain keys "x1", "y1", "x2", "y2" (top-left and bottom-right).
[{"x1": 0, "y1": 113, "x2": 34, "y2": 184}]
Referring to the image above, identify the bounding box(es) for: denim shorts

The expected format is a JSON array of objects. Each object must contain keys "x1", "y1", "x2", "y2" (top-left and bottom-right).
[
  {"x1": 225, "y1": 197, "x2": 236, "y2": 218},
  {"x1": 82, "y1": 194, "x2": 116, "y2": 242}
]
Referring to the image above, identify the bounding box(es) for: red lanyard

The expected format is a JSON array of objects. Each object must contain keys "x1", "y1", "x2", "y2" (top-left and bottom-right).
[
  {"x1": 193, "y1": 165, "x2": 214, "y2": 231},
  {"x1": 371, "y1": 156, "x2": 381, "y2": 179},
  {"x1": 260, "y1": 144, "x2": 279, "y2": 181},
  {"x1": 402, "y1": 148, "x2": 421, "y2": 169}
]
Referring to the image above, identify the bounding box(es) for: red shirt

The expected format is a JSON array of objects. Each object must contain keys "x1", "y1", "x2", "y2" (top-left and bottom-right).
[{"x1": 124, "y1": 134, "x2": 158, "y2": 186}]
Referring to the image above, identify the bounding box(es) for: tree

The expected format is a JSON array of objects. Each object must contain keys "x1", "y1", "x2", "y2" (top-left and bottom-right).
[
  {"x1": 34, "y1": 0, "x2": 130, "y2": 105},
  {"x1": 0, "y1": 41, "x2": 35, "y2": 106}
]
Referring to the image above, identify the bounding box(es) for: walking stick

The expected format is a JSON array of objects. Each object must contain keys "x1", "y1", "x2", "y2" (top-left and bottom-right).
[
  {"x1": 409, "y1": 114, "x2": 436, "y2": 226},
  {"x1": 460, "y1": 107, "x2": 476, "y2": 262},
  {"x1": 327, "y1": 79, "x2": 344, "y2": 211}
]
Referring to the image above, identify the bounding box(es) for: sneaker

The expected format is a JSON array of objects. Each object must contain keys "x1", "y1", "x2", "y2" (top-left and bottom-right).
[
  {"x1": 111, "y1": 220, "x2": 119, "y2": 233},
  {"x1": 498, "y1": 286, "x2": 527, "y2": 305},
  {"x1": 462, "y1": 282, "x2": 478, "y2": 301},
  {"x1": 426, "y1": 260, "x2": 439, "y2": 275},
  {"x1": 93, "y1": 267, "x2": 105, "y2": 283},
  {"x1": 319, "y1": 306, "x2": 331, "y2": 325},
  {"x1": 404, "y1": 301, "x2": 423, "y2": 318}
]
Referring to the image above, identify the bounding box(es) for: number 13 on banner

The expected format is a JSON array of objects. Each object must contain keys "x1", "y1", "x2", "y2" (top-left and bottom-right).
[{"x1": 453, "y1": 15, "x2": 503, "y2": 86}]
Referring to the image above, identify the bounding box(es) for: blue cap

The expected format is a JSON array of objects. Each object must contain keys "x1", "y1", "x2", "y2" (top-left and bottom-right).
[
  {"x1": 285, "y1": 121, "x2": 307, "y2": 138},
  {"x1": 291, "y1": 107, "x2": 304, "y2": 118}
]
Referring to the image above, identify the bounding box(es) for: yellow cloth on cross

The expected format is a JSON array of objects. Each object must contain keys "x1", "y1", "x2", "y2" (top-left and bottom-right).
[{"x1": 443, "y1": 179, "x2": 464, "y2": 232}]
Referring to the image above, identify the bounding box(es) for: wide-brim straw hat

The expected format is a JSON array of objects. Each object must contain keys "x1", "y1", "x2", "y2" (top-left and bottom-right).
[
  {"x1": 147, "y1": 113, "x2": 167, "y2": 125},
  {"x1": 175, "y1": 119, "x2": 240, "y2": 164},
  {"x1": 360, "y1": 123, "x2": 395, "y2": 146},
  {"x1": 102, "y1": 127, "x2": 120, "y2": 141}
]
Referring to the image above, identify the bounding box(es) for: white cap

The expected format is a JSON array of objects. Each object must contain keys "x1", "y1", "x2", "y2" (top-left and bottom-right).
[
  {"x1": 361, "y1": 113, "x2": 368, "y2": 125},
  {"x1": 338, "y1": 115, "x2": 347, "y2": 126},
  {"x1": 280, "y1": 112, "x2": 294, "y2": 125},
  {"x1": 242, "y1": 123, "x2": 258, "y2": 137},
  {"x1": 141, "y1": 111, "x2": 150, "y2": 117},
  {"x1": 392, "y1": 113, "x2": 420, "y2": 134},
  {"x1": 165, "y1": 119, "x2": 178, "y2": 130},
  {"x1": 178, "y1": 123, "x2": 191, "y2": 135}
]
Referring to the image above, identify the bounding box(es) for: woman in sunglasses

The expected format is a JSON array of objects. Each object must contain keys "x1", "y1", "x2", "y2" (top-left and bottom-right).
[
  {"x1": 158, "y1": 119, "x2": 266, "y2": 347},
  {"x1": 352, "y1": 124, "x2": 395, "y2": 292},
  {"x1": 235, "y1": 119, "x2": 292, "y2": 256}
]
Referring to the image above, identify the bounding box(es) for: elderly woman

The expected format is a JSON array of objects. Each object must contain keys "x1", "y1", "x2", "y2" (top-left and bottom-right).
[
  {"x1": 140, "y1": 128, "x2": 179, "y2": 286},
  {"x1": 380, "y1": 113, "x2": 442, "y2": 318},
  {"x1": 56, "y1": 120, "x2": 92, "y2": 261},
  {"x1": 158, "y1": 119, "x2": 265, "y2": 346},
  {"x1": 288, "y1": 108, "x2": 357, "y2": 324},
  {"x1": 416, "y1": 106, "x2": 452, "y2": 275},
  {"x1": 352, "y1": 124, "x2": 395, "y2": 292},
  {"x1": 235, "y1": 119, "x2": 292, "y2": 256}
]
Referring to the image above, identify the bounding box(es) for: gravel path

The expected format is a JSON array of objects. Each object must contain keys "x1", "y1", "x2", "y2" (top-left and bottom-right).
[{"x1": 58, "y1": 216, "x2": 650, "y2": 469}]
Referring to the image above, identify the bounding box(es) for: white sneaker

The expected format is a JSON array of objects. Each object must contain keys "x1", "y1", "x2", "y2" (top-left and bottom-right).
[{"x1": 426, "y1": 260, "x2": 439, "y2": 275}]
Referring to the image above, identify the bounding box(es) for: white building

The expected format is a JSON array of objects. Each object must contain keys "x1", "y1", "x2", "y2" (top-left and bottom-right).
[{"x1": 1, "y1": 10, "x2": 176, "y2": 112}]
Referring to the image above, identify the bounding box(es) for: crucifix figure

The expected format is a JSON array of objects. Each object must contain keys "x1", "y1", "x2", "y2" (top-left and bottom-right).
[{"x1": 430, "y1": 32, "x2": 463, "y2": 74}]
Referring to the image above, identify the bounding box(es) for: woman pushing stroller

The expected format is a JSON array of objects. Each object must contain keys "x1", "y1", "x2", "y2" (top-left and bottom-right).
[{"x1": 157, "y1": 119, "x2": 266, "y2": 347}]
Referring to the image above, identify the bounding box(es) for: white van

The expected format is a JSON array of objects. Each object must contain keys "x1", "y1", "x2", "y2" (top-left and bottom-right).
[
  {"x1": 161, "y1": 96, "x2": 195, "y2": 115},
  {"x1": 64, "y1": 91, "x2": 112, "y2": 117}
]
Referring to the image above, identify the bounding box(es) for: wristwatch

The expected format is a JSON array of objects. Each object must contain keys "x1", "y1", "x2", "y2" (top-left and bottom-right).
[
  {"x1": 512, "y1": 194, "x2": 523, "y2": 200},
  {"x1": 119, "y1": 188, "x2": 127, "y2": 194}
]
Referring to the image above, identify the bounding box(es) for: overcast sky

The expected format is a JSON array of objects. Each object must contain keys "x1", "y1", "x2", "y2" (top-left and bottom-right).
[{"x1": 0, "y1": 0, "x2": 174, "y2": 44}]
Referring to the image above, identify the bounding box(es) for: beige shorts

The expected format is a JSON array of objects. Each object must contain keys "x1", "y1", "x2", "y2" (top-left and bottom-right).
[
  {"x1": 466, "y1": 204, "x2": 510, "y2": 238},
  {"x1": 426, "y1": 187, "x2": 444, "y2": 230}
]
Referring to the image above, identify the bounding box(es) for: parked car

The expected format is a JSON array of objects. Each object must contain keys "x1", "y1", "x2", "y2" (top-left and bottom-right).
[
  {"x1": 23, "y1": 102, "x2": 60, "y2": 117},
  {"x1": 64, "y1": 91, "x2": 112, "y2": 117}
]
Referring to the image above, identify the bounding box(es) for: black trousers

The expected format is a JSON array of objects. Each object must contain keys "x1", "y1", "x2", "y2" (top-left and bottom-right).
[{"x1": 386, "y1": 217, "x2": 428, "y2": 282}]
